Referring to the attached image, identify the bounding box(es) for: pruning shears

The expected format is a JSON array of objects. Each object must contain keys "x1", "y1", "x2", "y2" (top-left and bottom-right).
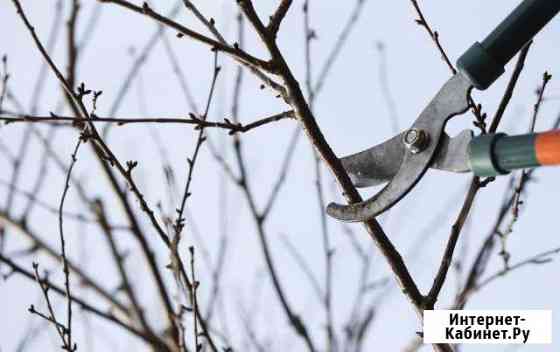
[{"x1": 327, "y1": 0, "x2": 560, "y2": 222}]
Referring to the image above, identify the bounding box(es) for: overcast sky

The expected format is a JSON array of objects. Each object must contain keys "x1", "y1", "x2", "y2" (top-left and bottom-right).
[{"x1": 1, "y1": 1, "x2": 559, "y2": 351}]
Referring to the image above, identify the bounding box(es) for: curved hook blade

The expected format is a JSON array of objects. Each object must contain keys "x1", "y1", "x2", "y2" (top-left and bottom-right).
[
  {"x1": 340, "y1": 133, "x2": 405, "y2": 187},
  {"x1": 327, "y1": 74, "x2": 472, "y2": 222}
]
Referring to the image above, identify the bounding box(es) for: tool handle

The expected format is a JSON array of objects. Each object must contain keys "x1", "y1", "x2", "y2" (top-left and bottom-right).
[
  {"x1": 469, "y1": 130, "x2": 560, "y2": 177},
  {"x1": 457, "y1": 0, "x2": 560, "y2": 90}
]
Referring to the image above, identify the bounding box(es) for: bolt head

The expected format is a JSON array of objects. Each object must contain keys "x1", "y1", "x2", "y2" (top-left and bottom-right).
[{"x1": 403, "y1": 128, "x2": 429, "y2": 154}]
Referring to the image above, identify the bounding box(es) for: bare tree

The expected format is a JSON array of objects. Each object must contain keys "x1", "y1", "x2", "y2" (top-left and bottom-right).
[{"x1": 1, "y1": 1, "x2": 558, "y2": 352}]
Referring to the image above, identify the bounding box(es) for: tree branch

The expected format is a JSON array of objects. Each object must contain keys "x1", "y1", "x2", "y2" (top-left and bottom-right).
[{"x1": 268, "y1": 0, "x2": 293, "y2": 36}]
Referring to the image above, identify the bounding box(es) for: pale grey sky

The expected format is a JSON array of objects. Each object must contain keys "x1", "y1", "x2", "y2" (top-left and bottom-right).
[{"x1": 0, "y1": 1, "x2": 559, "y2": 351}]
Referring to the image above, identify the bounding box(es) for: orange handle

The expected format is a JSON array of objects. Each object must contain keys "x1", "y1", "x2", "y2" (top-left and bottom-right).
[{"x1": 535, "y1": 130, "x2": 560, "y2": 165}]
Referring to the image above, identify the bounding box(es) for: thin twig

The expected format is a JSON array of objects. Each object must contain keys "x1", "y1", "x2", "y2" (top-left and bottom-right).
[
  {"x1": 229, "y1": 10, "x2": 318, "y2": 351},
  {"x1": 455, "y1": 109, "x2": 560, "y2": 309},
  {"x1": 98, "y1": 0, "x2": 275, "y2": 74},
  {"x1": 489, "y1": 43, "x2": 533, "y2": 133},
  {"x1": 424, "y1": 21, "x2": 534, "y2": 310},
  {"x1": 3, "y1": 53, "x2": 36, "y2": 214},
  {"x1": 238, "y1": 0, "x2": 424, "y2": 319},
  {"x1": 497, "y1": 71, "x2": 552, "y2": 269},
  {"x1": 182, "y1": 0, "x2": 226, "y2": 43},
  {"x1": 10, "y1": 0, "x2": 180, "y2": 340},
  {"x1": 107, "y1": 0, "x2": 183, "y2": 117},
  {"x1": 280, "y1": 234, "x2": 324, "y2": 301},
  {"x1": 237, "y1": 0, "x2": 429, "y2": 349},
  {"x1": 0, "y1": 55, "x2": 9, "y2": 113},
  {"x1": 410, "y1": 0, "x2": 486, "y2": 134},
  {"x1": 0, "y1": 111, "x2": 293, "y2": 133},
  {"x1": 409, "y1": 0, "x2": 455, "y2": 74},
  {"x1": 31, "y1": 263, "x2": 72, "y2": 350},
  {"x1": 22, "y1": 126, "x2": 58, "y2": 218},
  {"x1": 29, "y1": 0, "x2": 64, "y2": 114},
  {"x1": 56, "y1": 131, "x2": 86, "y2": 352},
  {"x1": 425, "y1": 178, "x2": 481, "y2": 308},
  {"x1": 167, "y1": 50, "x2": 222, "y2": 352},
  {"x1": 261, "y1": 127, "x2": 301, "y2": 218},
  {"x1": 268, "y1": 0, "x2": 294, "y2": 36},
  {"x1": 189, "y1": 247, "x2": 200, "y2": 351},
  {"x1": 0, "y1": 210, "x2": 130, "y2": 315},
  {"x1": 376, "y1": 42, "x2": 399, "y2": 134},
  {"x1": 0, "y1": 179, "x2": 95, "y2": 224},
  {"x1": 162, "y1": 33, "x2": 199, "y2": 113},
  {"x1": 0, "y1": 255, "x2": 170, "y2": 350},
  {"x1": 173, "y1": 51, "x2": 220, "y2": 236},
  {"x1": 93, "y1": 199, "x2": 153, "y2": 334},
  {"x1": 303, "y1": 3, "x2": 336, "y2": 350},
  {"x1": 204, "y1": 235, "x2": 229, "y2": 323},
  {"x1": 459, "y1": 247, "x2": 560, "y2": 304},
  {"x1": 313, "y1": 0, "x2": 368, "y2": 97}
]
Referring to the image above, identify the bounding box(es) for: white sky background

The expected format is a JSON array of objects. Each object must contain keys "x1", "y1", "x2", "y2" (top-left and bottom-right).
[{"x1": 1, "y1": 0, "x2": 559, "y2": 351}]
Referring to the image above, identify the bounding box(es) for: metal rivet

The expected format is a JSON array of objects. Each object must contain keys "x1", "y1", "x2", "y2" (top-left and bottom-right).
[{"x1": 403, "y1": 128, "x2": 430, "y2": 154}]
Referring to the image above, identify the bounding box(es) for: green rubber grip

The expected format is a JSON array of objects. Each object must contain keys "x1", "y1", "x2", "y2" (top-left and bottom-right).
[
  {"x1": 469, "y1": 133, "x2": 541, "y2": 177},
  {"x1": 494, "y1": 134, "x2": 539, "y2": 172},
  {"x1": 457, "y1": 0, "x2": 560, "y2": 90},
  {"x1": 469, "y1": 133, "x2": 509, "y2": 177}
]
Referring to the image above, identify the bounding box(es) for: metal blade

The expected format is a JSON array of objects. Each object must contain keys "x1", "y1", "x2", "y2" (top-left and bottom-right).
[
  {"x1": 432, "y1": 130, "x2": 473, "y2": 173},
  {"x1": 328, "y1": 74, "x2": 473, "y2": 222},
  {"x1": 341, "y1": 130, "x2": 473, "y2": 188},
  {"x1": 340, "y1": 133, "x2": 404, "y2": 187}
]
